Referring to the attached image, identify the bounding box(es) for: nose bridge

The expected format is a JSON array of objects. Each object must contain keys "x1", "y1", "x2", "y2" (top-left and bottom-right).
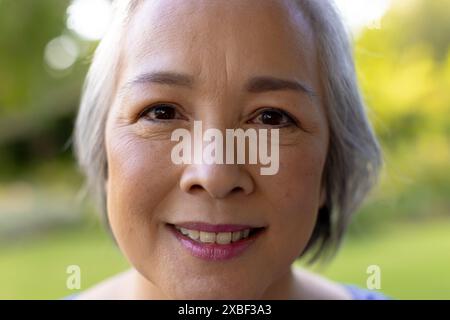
[
  {"x1": 196, "y1": 86, "x2": 239, "y2": 128},
  {"x1": 180, "y1": 65, "x2": 252, "y2": 198},
  {"x1": 196, "y1": 37, "x2": 241, "y2": 124}
]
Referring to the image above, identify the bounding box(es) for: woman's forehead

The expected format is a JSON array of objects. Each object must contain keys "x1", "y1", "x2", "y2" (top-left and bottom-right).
[{"x1": 119, "y1": 0, "x2": 318, "y2": 93}]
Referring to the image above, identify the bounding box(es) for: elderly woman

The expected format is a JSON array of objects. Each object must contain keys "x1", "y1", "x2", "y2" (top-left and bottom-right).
[{"x1": 73, "y1": 0, "x2": 384, "y2": 299}]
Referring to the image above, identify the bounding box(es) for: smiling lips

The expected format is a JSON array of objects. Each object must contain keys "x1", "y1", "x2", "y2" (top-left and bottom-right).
[{"x1": 167, "y1": 222, "x2": 266, "y2": 261}]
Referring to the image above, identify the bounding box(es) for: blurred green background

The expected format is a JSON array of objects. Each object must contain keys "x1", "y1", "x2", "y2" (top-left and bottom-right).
[{"x1": 0, "y1": 0, "x2": 449, "y2": 299}]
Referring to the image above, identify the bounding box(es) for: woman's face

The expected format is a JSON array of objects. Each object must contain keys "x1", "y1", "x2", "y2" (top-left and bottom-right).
[{"x1": 105, "y1": 0, "x2": 329, "y2": 299}]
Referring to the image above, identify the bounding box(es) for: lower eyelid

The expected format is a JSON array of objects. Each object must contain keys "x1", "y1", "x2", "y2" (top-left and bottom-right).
[
  {"x1": 139, "y1": 116, "x2": 190, "y2": 127},
  {"x1": 140, "y1": 118, "x2": 182, "y2": 124}
]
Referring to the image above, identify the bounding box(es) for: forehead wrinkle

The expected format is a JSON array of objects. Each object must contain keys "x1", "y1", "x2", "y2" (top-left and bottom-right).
[{"x1": 117, "y1": 0, "x2": 321, "y2": 104}]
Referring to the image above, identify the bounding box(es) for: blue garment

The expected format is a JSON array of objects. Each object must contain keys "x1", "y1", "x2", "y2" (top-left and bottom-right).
[{"x1": 343, "y1": 284, "x2": 390, "y2": 300}]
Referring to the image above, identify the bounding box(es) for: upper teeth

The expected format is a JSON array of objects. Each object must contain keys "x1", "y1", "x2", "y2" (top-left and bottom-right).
[{"x1": 175, "y1": 226, "x2": 251, "y2": 244}]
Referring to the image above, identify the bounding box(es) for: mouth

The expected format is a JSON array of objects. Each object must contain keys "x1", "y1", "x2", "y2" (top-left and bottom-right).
[{"x1": 166, "y1": 222, "x2": 266, "y2": 261}]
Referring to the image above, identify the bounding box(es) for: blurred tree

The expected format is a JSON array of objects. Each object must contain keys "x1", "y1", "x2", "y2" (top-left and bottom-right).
[
  {"x1": 351, "y1": 0, "x2": 450, "y2": 227},
  {"x1": 0, "y1": 0, "x2": 71, "y2": 112},
  {"x1": 0, "y1": 0, "x2": 89, "y2": 178},
  {"x1": 356, "y1": 0, "x2": 450, "y2": 147}
]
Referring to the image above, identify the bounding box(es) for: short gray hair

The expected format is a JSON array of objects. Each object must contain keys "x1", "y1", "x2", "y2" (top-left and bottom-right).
[{"x1": 73, "y1": 0, "x2": 382, "y2": 263}]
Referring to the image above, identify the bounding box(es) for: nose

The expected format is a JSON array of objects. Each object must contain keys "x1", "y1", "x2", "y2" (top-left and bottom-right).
[{"x1": 180, "y1": 163, "x2": 255, "y2": 199}]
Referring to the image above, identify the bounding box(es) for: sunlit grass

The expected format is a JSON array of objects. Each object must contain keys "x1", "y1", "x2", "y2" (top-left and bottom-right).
[
  {"x1": 0, "y1": 223, "x2": 128, "y2": 300},
  {"x1": 304, "y1": 218, "x2": 450, "y2": 300}
]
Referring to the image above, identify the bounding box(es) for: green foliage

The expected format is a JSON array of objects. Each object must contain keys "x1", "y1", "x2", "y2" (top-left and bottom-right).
[
  {"x1": 0, "y1": 0, "x2": 72, "y2": 112},
  {"x1": 0, "y1": 0, "x2": 90, "y2": 177},
  {"x1": 349, "y1": 0, "x2": 450, "y2": 229},
  {"x1": 308, "y1": 218, "x2": 450, "y2": 299}
]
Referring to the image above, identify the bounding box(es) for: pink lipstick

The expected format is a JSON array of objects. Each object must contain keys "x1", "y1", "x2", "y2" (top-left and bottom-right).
[{"x1": 167, "y1": 223, "x2": 265, "y2": 261}]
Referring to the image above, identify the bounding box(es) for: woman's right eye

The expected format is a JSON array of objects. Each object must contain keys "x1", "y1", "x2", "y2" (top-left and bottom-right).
[{"x1": 139, "y1": 103, "x2": 183, "y2": 121}]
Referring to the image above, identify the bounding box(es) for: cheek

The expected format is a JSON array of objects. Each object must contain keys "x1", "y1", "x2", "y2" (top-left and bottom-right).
[
  {"x1": 105, "y1": 130, "x2": 178, "y2": 247},
  {"x1": 257, "y1": 140, "x2": 327, "y2": 256}
]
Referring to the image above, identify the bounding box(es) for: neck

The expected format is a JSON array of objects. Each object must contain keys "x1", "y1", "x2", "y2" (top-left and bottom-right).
[{"x1": 130, "y1": 265, "x2": 302, "y2": 300}]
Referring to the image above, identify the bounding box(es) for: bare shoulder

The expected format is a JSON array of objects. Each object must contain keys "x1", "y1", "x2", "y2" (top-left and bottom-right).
[
  {"x1": 74, "y1": 269, "x2": 134, "y2": 300},
  {"x1": 292, "y1": 266, "x2": 352, "y2": 300}
]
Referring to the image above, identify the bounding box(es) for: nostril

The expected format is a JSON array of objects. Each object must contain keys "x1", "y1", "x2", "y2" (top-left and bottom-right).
[
  {"x1": 190, "y1": 184, "x2": 204, "y2": 192},
  {"x1": 231, "y1": 186, "x2": 243, "y2": 194}
]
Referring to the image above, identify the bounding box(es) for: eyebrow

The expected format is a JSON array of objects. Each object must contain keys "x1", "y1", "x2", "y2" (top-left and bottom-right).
[
  {"x1": 121, "y1": 71, "x2": 317, "y2": 98},
  {"x1": 245, "y1": 76, "x2": 317, "y2": 97},
  {"x1": 124, "y1": 71, "x2": 194, "y2": 89}
]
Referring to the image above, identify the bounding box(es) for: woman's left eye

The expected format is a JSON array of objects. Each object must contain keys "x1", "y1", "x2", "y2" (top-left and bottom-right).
[{"x1": 248, "y1": 108, "x2": 296, "y2": 127}]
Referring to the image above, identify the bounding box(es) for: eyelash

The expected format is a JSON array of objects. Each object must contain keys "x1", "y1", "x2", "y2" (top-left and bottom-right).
[
  {"x1": 139, "y1": 103, "x2": 298, "y2": 128},
  {"x1": 246, "y1": 107, "x2": 297, "y2": 128},
  {"x1": 138, "y1": 103, "x2": 186, "y2": 123}
]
